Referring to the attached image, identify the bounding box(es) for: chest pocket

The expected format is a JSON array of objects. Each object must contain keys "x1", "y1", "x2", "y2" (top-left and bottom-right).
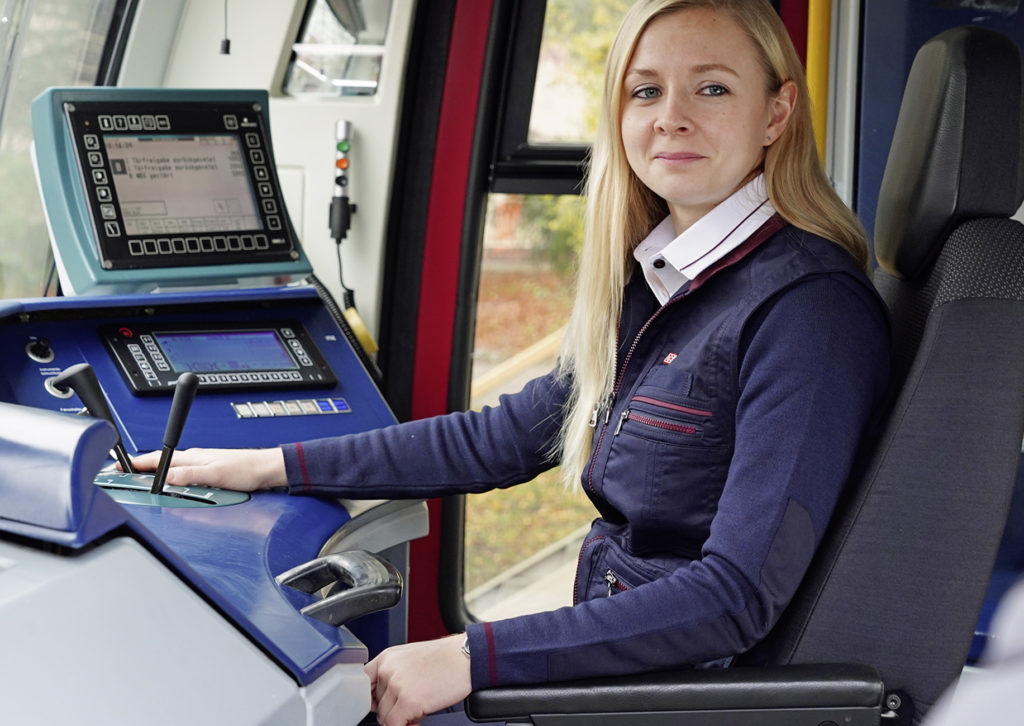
[
  {"x1": 613, "y1": 395, "x2": 710, "y2": 440},
  {"x1": 602, "y1": 385, "x2": 731, "y2": 553}
]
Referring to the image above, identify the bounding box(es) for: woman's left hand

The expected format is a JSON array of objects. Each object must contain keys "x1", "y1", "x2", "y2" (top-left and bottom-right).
[{"x1": 366, "y1": 634, "x2": 472, "y2": 726}]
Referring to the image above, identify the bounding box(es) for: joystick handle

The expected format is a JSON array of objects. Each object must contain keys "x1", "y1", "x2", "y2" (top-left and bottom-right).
[
  {"x1": 163, "y1": 371, "x2": 199, "y2": 449},
  {"x1": 53, "y1": 363, "x2": 135, "y2": 473},
  {"x1": 151, "y1": 372, "x2": 200, "y2": 494}
]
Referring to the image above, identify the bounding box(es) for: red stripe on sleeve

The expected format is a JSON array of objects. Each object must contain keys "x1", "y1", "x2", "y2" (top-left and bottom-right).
[
  {"x1": 294, "y1": 442, "x2": 311, "y2": 492},
  {"x1": 484, "y1": 622, "x2": 498, "y2": 686}
]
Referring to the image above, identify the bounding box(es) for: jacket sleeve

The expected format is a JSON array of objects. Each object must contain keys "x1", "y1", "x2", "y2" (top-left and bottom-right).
[
  {"x1": 465, "y1": 274, "x2": 890, "y2": 688},
  {"x1": 282, "y1": 368, "x2": 568, "y2": 499}
]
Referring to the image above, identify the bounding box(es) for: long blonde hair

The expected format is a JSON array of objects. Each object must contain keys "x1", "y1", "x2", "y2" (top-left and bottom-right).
[{"x1": 555, "y1": 0, "x2": 870, "y2": 489}]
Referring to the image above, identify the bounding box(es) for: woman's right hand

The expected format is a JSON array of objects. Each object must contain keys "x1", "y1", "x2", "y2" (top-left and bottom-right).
[{"x1": 127, "y1": 447, "x2": 287, "y2": 492}]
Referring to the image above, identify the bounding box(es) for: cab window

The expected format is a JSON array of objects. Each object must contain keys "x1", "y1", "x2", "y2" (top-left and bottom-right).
[
  {"x1": 0, "y1": 0, "x2": 124, "y2": 298},
  {"x1": 284, "y1": 0, "x2": 393, "y2": 98},
  {"x1": 463, "y1": 0, "x2": 631, "y2": 621}
]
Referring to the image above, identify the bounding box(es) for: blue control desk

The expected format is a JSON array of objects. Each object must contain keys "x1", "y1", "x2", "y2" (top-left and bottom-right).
[{"x1": 0, "y1": 285, "x2": 426, "y2": 724}]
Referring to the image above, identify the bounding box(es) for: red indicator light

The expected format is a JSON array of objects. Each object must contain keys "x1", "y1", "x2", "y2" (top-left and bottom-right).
[{"x1": 336, "y1": 158, "x2": 349, "y2": 170}]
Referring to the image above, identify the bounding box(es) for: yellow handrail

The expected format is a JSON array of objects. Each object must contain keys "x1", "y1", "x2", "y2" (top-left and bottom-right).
[{"x1": 806, "y1": 0, "x2": 831, "y2": 164}]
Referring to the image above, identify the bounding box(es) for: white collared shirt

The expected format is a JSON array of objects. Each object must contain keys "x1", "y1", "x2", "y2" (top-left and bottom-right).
[{"x1": 633, "y1": 175, "x2": 776, "y2": 305}]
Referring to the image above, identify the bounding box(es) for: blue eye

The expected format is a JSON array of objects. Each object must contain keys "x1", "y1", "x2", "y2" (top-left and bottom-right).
[
  {"x1": 700, "y1": 84, "x2": 729, "y2": 97},
  {"x1": 632, "y1": 86, "x2": 660, "y2": 100}
]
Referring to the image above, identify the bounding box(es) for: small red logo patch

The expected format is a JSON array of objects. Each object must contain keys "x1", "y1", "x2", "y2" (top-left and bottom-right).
[{"x1": 662, "y1": 352, "x2": 677, "y2": 365}]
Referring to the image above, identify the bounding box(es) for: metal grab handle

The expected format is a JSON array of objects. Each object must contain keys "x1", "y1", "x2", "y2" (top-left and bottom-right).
[{"x1": 276, "y1": 550, "x2": 403, "y2": 626}]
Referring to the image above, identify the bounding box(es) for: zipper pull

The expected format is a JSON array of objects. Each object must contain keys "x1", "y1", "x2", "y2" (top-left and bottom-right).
[
  {"x1": 604, "y1": 569, "x2": 619, "y2": 597},
  {"x1": 613, "y1": 409, "x2": 629, "y2": 435},
  {"x1": 589, "y1": 393, "x2": 615, "y2": 427}
]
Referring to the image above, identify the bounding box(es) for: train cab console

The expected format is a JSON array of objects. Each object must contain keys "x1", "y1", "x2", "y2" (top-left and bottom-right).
[{"x1": 0, "y1": 87, "x2": 425, "y2": 724}]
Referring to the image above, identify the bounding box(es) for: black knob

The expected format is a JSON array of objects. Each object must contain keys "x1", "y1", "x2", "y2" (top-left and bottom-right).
[
  {"x1": 151, "y1": 372, "x2": 200, "y2": 495},
  {"x1": 163, "y1": 372, "x2": 200, "y2": 449},
  {"x1": 52, "y1": 363, "x2": 135, "y2": 473}
]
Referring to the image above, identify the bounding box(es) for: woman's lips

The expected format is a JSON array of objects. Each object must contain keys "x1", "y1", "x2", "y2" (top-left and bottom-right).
[{"x1": 655, "y1": 151, "x2": 704, "y2": 162}]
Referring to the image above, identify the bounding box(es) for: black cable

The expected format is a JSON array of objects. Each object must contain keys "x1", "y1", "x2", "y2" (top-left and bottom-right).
[
  {"x1": 307, "y1": 273, "x2": 382, "y2": 386},
  {"x1": 41, "y1": 259, "x2": 57, "y2": 297},
  {"x1": 334, "y1": 240, "x2": 356, "y2": 310}
]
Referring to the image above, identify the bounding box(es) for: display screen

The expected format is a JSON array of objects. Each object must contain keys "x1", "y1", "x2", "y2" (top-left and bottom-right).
[
  {"x1": 154, "y1": 330, "x2": 297, "y2": 373},
  {"x1": 104, "y1": 134, "x2": 262, "y2": 235}
]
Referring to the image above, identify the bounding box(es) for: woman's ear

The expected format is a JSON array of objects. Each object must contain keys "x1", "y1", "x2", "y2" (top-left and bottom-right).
[{"x1": 765, "y1": 80, "x2": 797, "y2": 146}]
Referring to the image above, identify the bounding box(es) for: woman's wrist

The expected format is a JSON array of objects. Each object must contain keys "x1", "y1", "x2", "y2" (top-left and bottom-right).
[{"x1": 257, "y1": 447, "x2": 288, "y2": 489}]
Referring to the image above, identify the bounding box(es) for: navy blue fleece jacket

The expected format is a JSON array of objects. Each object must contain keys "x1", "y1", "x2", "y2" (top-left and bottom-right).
[{"x1": 282, "y1": 222, "x2": 890, "y2": 689}]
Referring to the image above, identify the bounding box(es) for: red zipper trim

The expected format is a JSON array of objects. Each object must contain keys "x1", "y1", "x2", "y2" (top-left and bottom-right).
[
  {"x1": 572, "y1": 534, "x2": 605, "y2": 605},
  {"x1": 625, "y1": 411, "x2": 698, "y2": 435},
  {"x1": 605, "y1": 569, "x2": 628, "y2": 595},
  {"x1": 630, "y1": 395, "x2": 712, "y2": 418},
  {"x1": 585, "y1": 416, "x2": 615, "y2": 495},
  {"x1": 585, "y1": 303, "x2": 676, "y2": 494}
]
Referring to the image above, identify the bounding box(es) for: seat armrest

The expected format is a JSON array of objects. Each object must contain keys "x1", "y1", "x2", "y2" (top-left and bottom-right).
[{"x1": 465, "y1": 663, "x2": 884, "y2": 724}]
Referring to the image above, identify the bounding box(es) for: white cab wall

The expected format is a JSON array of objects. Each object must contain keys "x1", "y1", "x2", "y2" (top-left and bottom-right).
[{"x1": 119, "y1": 0, "x2": 417, "y2": 340}]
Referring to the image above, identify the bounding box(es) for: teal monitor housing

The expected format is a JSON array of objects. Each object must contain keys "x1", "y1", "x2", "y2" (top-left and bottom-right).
[{"x1": 32, "y1": 87, "x2": 312, "y2": 295}]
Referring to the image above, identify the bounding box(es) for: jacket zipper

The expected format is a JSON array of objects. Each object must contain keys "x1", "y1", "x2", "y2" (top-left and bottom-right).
[
  {"x1": 577, "y1": 294, "x2": 688, "y2": 603},
  {"x1": 584, "y1": 299, "x2": 683, "y2": 494},
  {"x1": 573, "y1": 535, "x2": 605, "y2": 605},
  {"x1": 614, "y1": 409, "x2": 699, "y2": 436},
  {"x1": 604, "y1": 569, "x2": 627, "y2": 596},
  {"x1": 614, "y1": 396, "x2": 713, "y2": 436}
]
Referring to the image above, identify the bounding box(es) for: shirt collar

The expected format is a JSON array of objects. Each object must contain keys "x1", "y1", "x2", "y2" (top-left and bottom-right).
[{"x1": 633, "y1": 174, "x2": 776, "y2": 304}]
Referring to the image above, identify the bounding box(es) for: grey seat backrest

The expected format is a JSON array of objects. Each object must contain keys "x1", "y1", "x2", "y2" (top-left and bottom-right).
[{"x1": 739, "y1": 26, "x2": 1024, "y2": 723}]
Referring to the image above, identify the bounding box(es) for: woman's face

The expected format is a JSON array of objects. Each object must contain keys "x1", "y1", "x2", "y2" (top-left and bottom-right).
[{"x1": 620, "y1": 8, "x2": 796, "y2": 233}]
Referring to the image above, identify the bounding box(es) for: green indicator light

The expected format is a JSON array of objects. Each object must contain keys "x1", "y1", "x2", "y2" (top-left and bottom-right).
[{"x1": 337, "y1": 140, "x2": 351, "y2": 153}]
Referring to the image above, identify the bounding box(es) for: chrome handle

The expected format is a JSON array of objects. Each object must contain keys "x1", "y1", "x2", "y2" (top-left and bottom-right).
[{"x1": 277, "y1": 550, "x2": 403, "y2": 626}]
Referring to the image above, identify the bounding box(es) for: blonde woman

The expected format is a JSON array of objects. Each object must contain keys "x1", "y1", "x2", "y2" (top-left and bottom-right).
[{"x1": 135, "y1": 2, "x2": 890, "y2": 724}]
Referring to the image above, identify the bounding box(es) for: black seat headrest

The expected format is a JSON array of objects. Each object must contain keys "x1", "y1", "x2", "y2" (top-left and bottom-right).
[{"x1": 874, "y1": 26, "x2": 1024, "y2": 282}]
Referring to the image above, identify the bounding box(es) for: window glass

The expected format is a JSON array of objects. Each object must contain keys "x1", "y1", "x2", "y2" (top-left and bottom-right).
[
  {"x1": 464, "y1": 193, "x2": 591, "y2": 621},
  {"x1": 284, "y1": 0, "x2": 392, "y2": 98},
  {"x1": 464, "y1": 0, "x2": 631, "y2": 621},
  {"x1": 0, "y1": 0, "x2": 120, "y2": 298},
  {"x1": 527, "y1": 0, "x2": 632, "y2": 144}
]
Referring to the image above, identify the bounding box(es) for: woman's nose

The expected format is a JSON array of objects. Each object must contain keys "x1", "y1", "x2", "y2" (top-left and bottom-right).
[{"x1": 654, "y1": 93, "x2": 691, "y2": 134}]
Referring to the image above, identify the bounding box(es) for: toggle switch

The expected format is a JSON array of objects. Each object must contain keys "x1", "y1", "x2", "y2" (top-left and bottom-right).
[{"x1": 25, "y1": 337, "x2": 54, "y2": 363}]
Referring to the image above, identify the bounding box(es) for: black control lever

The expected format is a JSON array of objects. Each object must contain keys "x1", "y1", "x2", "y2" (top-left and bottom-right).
[
  {"x1": 53, "y1": 363, "x2": 136, "y2": 474},
  {"x1": 150, "y1": 372, "x2": 200, "y2": 495}
]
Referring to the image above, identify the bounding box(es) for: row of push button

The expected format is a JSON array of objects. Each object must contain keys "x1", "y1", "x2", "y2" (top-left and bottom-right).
[
  {"x1": 91, "y1": 113, "x2": 258, "y2": 133},
  {"x1": 201, "y1": 371, "x2": 303, "y2": 385},
  {"x1": 127, "y1": 343, "x2": 158, "y2": 381},
  {"x1": 237, "y1": 119, "x2": 278, "y2": 218},
  {"x1": 95, "y1": 114, "x2": 171, "y2": 132},
  {"x1": 231, "y1": 398, "x2": 351, "y2": 418},
  {"x1": 127, "y1": 234, "x2": 278, "y2": 256}
]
